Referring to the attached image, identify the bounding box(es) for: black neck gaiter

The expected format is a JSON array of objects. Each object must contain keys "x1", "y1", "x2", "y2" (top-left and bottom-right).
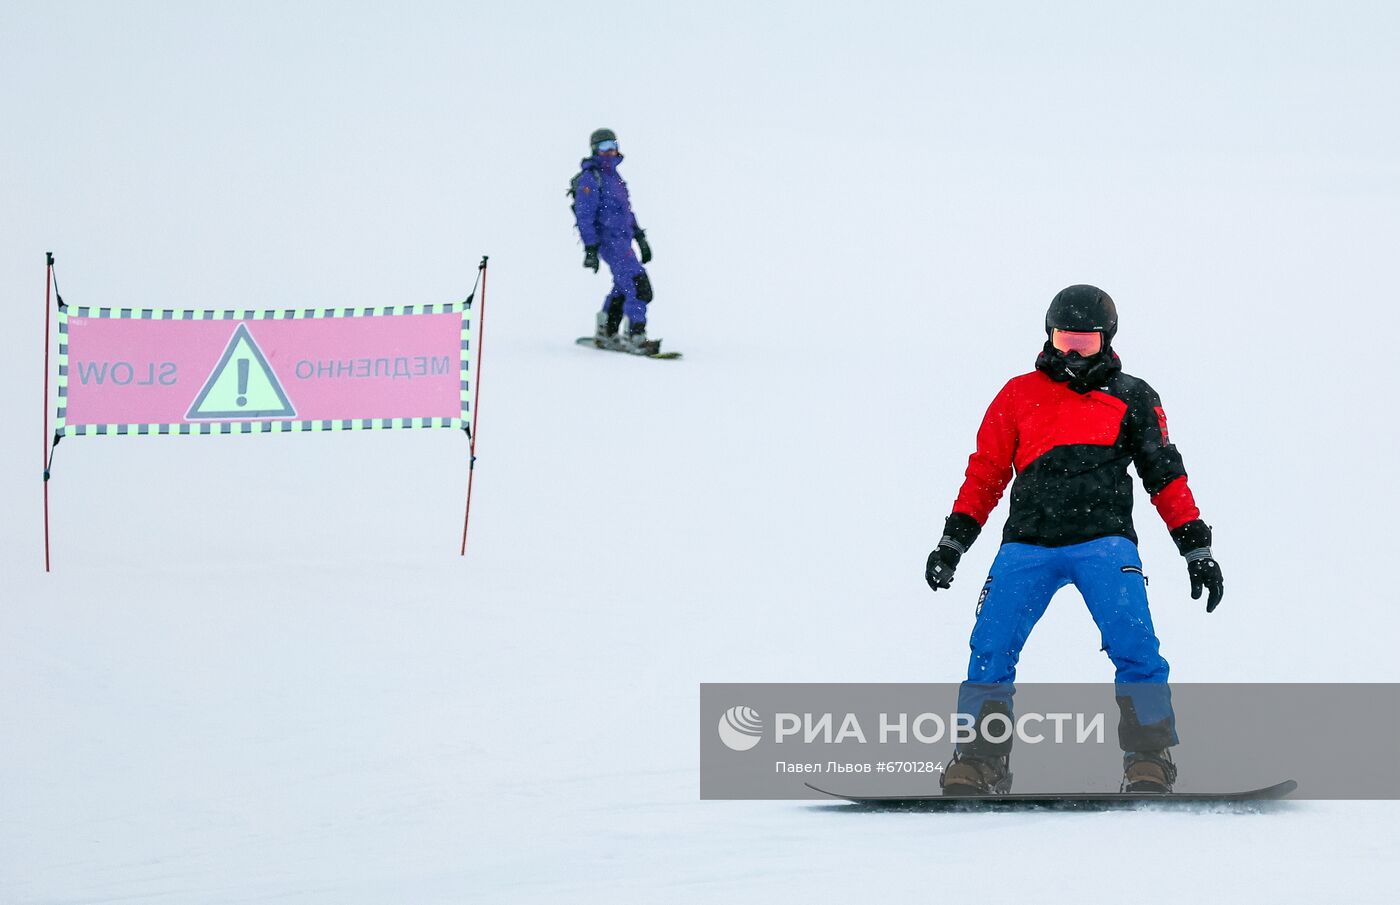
[{"x1": 1035, "y1": 341, "x2": 1122, "y2": 393}]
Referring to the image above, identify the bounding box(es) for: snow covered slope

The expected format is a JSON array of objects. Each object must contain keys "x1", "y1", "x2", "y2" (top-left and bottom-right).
[{"x1": 2, "y1": 3, "x2": 1397, "y2": 902}]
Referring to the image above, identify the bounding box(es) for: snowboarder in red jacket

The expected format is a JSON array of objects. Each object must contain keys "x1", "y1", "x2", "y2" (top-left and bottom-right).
[{"x1": 926, "y1": 285, "x2": 1224, "y2": 795}]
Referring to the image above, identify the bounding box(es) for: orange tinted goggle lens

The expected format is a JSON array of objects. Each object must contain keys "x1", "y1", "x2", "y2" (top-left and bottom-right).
[{"x1": 1052, "y1": 330, "x2": 1102, "y2": 355}]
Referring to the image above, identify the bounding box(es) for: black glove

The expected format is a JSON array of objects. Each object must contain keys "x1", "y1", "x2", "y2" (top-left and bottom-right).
[
  {"x1": 1187, "y1": 551, "x2": 1224, "y2": 613},
  {"x1": 1170, "y1": 519, "x2": 1223, "y2": 613},
  {"x1": 925, "y1": 544, "x2": 962, "y2": 591},
  {"x1": 634, "y1": 229, "x2": 652, "y2": 264},
  {"x1": 583, "y1": 245, "x2": 599, "y2": 272},
  {"x1": 927, "y1": 512, "x2": 980, "y2": 592}
]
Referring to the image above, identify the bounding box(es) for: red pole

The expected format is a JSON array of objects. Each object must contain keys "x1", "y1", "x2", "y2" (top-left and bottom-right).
[
  {"x1": 43, "y1": 252, "x2": 54, "y2": 572},
  {"x1": 460, "y1": 256, "x2": 489, "y2": 556},
  {"x1": 468, "y1": 257, "x2": 488, "y2": 448}
]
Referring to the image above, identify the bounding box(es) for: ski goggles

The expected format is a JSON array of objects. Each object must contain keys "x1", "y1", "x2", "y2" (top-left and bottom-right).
[
  {"x1": 1051, "y1": 329, "x2": 1103, "y2": 356},
  {"x1": 593, "y1": 139, "x2": 619, "y2": 152}
]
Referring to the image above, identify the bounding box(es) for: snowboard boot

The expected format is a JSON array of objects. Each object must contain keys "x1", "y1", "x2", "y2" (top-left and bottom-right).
[
  {"x1": 620, "y1": 322, "x2": 660, "y2": 355},
  {"x1": 594, "y1": 311, "x2": 620, "y2": 348},
  {"x1": 1122, "y1": 748, "x2": 1177, "y2": 793},
  {"x1": 594, "y1": 295, "x2": 626, "y2": 347},
  {"x1": 940, "y1": 752, "x2": 1012, "y2": 796}
]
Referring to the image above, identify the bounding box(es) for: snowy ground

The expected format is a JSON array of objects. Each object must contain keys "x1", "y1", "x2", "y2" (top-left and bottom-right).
[{"x1": 3, "y1": 3, "x2": 1398, "y2": 903}]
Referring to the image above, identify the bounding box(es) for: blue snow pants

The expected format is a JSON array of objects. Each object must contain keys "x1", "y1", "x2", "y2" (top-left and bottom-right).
[
  {"x1": 599, "y1": 236, "x2": 650, "y2": 326},
  {"x1": 956, "y1": 536, "x2": 1177, "y2": 754}
]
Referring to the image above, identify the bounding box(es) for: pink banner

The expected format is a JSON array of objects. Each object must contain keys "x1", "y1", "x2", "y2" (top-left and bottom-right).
[{"x1": 59, "y1": 307, "x2": 469, "y2": 432}]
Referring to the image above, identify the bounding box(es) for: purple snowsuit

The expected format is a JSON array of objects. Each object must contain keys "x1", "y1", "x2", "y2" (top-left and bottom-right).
[{"x1": 572, "y1": 153, "x2": 652, "y2": 326}]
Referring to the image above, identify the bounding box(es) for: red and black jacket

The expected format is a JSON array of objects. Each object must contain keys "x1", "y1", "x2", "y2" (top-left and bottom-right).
[{"x1": 943, "y1": 362, "x2": 1210, "y2": 554}]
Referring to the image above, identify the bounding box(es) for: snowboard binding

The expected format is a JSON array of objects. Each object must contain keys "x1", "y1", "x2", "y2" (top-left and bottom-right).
[{"x1": 940, "y1": 752, "x2": 1013, "y2": 796}]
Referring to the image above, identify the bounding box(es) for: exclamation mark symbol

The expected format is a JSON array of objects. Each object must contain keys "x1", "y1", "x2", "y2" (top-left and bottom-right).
[{"x1": 236, "y1": 359, "x2": 249, "y2": 407}]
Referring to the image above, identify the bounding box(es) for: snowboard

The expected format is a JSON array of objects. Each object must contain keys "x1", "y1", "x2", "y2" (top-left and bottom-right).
[
  {"x1": 804, "y1": 779, "x2": 1297, "y2": 807},
  {"x1": 575, "y1": 336, "x2": 682, "y2": 360}
]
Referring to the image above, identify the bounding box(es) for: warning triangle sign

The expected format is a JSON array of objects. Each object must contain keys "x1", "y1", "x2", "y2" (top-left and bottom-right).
[{"x1": 186, "y1": 323, "x2": 296, "y2": 420}]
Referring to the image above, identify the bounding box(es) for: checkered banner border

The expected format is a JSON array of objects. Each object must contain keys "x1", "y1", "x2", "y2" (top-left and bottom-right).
[{"x1": 55, "y1": 302, "x2": 472, "y2": 437}]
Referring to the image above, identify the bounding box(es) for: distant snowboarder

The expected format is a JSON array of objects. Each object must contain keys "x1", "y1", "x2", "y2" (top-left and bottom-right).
[
  {"x1": 570, "y1": 128, "x2": 657, "y2": 353},
  {"x1": 925, "y1": 285, "x2": 1225, "y2": 795}
]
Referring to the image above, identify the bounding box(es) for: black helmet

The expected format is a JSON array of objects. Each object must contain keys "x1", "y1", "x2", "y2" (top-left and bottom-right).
[
  {"x1": 590, "y1": 128, "x2": 617, "y2": 150},
  {"x1": 1046, "y1": 284, "x2": 1117, "y2": 344}
]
